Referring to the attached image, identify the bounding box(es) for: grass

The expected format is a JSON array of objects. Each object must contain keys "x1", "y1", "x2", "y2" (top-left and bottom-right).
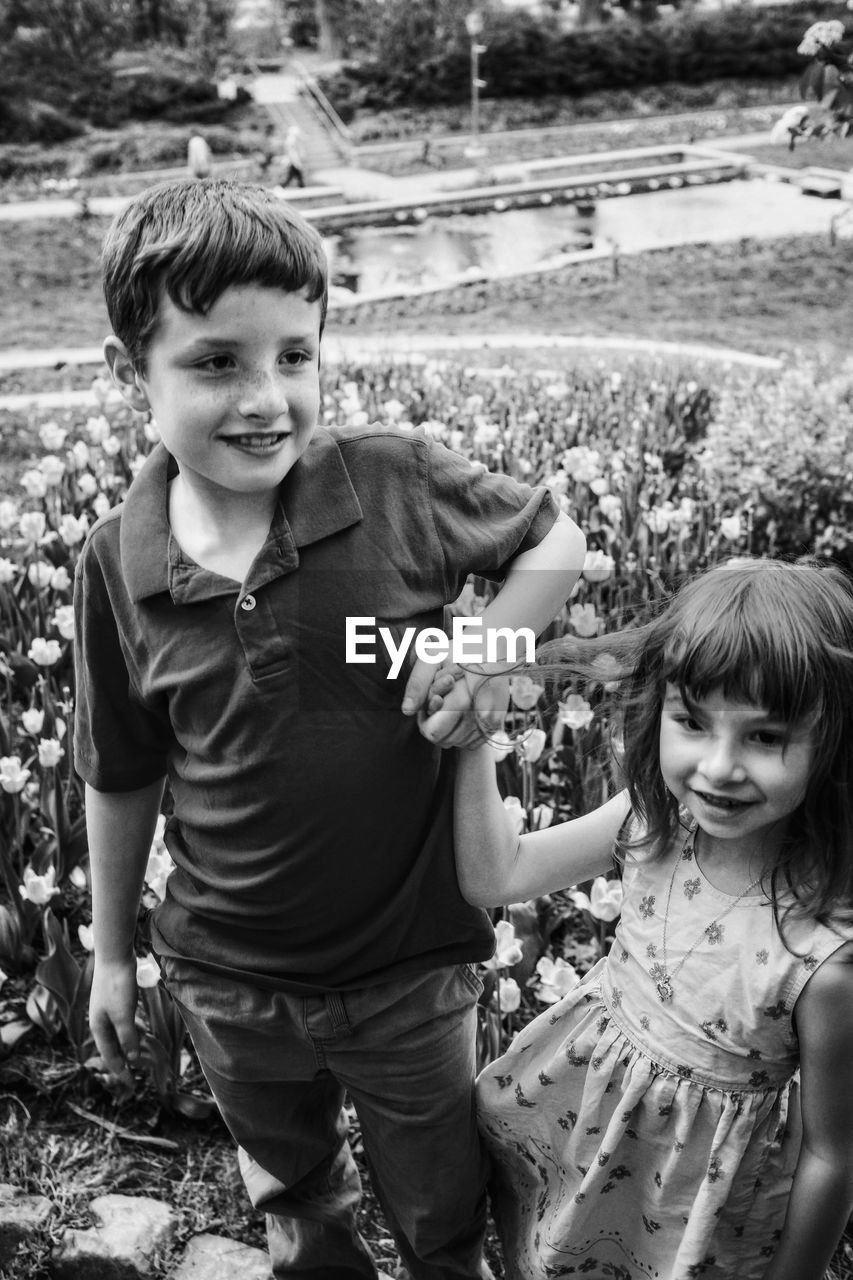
[{"x1": 0, "y1": 227, "x2": 845, "y2": 375}]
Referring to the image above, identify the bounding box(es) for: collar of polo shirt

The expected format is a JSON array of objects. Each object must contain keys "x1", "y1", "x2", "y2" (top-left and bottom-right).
[{"x1": 120, "y1": 431, "x2": 364, "y2": 603}]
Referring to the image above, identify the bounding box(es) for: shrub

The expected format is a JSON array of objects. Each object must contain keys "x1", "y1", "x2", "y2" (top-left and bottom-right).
[{"x1": 321, "y1": 0, "x2": 846, "y2": 111}]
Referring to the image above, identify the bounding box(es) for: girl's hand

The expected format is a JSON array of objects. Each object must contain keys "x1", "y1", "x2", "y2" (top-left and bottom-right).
[{"x1": 418, "y1": 665, "x2": 511, "y2": 750}]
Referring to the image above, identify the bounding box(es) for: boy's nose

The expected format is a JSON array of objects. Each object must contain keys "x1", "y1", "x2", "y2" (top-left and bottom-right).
[{"x1": 237, "y1": 370, "x2": 289, "y2": 420}]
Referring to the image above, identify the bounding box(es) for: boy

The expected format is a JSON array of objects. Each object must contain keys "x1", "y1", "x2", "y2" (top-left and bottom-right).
[{"x1": 74, "y1": 179, "x2": 585, "y2": 1280}]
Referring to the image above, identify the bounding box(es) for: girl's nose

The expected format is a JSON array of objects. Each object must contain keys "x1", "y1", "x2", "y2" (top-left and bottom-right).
[
  {"x1": 699, "y1": 738, "x2": 747, "y2": 786},
  {"x1": 238, "y1": 369, "x2": 289, "y2": 420}
]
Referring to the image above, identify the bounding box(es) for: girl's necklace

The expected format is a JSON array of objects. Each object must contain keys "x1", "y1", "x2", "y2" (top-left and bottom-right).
[{"x1": 649, "y1": 826, "x2": 762, "y2": 1005}]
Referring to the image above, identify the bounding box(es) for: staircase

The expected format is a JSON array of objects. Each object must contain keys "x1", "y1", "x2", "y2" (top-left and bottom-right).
[{"x1": 250, "y1": 62, "x2": 353, "y2": 176}]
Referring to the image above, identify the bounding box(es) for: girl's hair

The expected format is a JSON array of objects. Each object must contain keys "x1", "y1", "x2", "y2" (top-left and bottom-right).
[
  {"x1": 101, "y1": 179, "x2": 329, "y2": 370},
  {"x1": 539, "y1": 559, "x2": 853, "y2": 923}
]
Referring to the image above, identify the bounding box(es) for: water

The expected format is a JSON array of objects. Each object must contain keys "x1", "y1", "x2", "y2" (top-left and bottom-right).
[
  {"x1": 326, "y1": 206, "x2": 594, "y2": 295},
  {"x1": 325, "y1": 176, "x2": 843, "y2": 296}
]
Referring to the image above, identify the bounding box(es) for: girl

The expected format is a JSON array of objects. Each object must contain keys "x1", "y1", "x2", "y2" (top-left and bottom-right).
[{"x1": 454, "y1": 560, "x2": 853, "y2": 1280}]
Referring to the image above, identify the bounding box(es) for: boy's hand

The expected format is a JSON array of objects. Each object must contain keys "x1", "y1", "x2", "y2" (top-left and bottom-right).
[{"x1": 89, "y1": 957, "x2": 140, "y2": 1078}]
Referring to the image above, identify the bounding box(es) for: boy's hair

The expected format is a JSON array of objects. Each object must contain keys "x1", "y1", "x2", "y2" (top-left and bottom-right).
[
  {"x1": 539, "y1": 559, "x2": 853, "y2": 923},
  {"x1": 102, "y1": 179, "x2": 329, "y2": 369}
]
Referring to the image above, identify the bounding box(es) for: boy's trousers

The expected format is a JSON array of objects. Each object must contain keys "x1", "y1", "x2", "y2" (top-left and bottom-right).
[{"x1": 157, "y1": 956, "x2": 489, "y2": 1280}]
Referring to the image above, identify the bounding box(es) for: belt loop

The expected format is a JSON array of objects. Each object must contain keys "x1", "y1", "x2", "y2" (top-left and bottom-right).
[{"x1": 326, "y1": 992, "x2": 350, "y2": 1035}]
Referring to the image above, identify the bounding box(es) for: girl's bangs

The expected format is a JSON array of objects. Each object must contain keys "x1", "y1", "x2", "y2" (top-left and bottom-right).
[{"x1": 660, "y1": 592, "x2": 821, "y2": 726}]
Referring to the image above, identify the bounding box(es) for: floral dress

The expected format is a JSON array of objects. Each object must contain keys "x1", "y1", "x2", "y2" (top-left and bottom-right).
[{"x1": 476, "y1": 820, "x2": 853, "y2": 1280}]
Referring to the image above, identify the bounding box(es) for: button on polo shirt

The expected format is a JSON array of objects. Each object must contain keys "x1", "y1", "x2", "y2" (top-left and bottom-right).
[{"x1": 74, "y1": 426, "x2": 559, "y2": 992}]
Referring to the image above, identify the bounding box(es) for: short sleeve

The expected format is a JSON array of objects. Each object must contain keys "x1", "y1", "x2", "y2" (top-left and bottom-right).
[
  {"x1": 73, "y1": 525, "x2": 171, "y2": 792},
  {"x1": 424, "y1": 437, "x2": 560, "y2": 597}
]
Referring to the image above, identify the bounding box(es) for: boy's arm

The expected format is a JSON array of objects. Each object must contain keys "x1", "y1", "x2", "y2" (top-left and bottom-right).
[
  {"x1": 87, "y1": 778, "x2": 166, "y2": 1076},
  {"x1": 762, "y1": 949, "x2": 853, "y2": 1280},
  {"x1": 454, "y1": 745, "x2": 628, "y2": 906},
  {"x1": 403, "y1": 512, "x2": 586, "y2": 747}
]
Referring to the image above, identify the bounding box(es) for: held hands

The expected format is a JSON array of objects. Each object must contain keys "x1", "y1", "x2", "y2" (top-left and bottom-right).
[
  {"x1": 401, "y1": 657, "x2": 511, "y2": 749},
  {"x1": 89, "y1": 956, "x2": 140, "y2": 1081}
]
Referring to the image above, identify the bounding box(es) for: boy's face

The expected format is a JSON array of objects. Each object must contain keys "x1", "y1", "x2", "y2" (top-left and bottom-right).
[{"x1": 109, "y1": 284, "x2": 322, "y2": 502}]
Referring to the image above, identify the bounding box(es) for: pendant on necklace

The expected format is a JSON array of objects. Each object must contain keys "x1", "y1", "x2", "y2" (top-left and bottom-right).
[{"x1": 656, "y1": 975, "x2": 674, "y2": 1003}]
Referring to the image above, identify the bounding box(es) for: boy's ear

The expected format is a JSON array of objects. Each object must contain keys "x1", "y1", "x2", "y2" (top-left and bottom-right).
[{"x1": 103, "y1": 337, "x2": 150, "y2": 412}]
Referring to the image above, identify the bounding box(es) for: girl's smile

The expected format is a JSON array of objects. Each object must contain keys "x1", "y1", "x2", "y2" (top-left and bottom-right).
[{"x1": 659, "y1": 684, "x2": 815, "y2": 864}]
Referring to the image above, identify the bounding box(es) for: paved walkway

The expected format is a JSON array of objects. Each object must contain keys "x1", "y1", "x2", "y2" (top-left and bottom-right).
[{"x1": 0, "y1": 332, "x2": 783, "y2": 412}]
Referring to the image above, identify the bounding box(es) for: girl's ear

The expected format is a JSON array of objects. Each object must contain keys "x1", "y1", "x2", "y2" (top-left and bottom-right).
[{"x1": 103, "y1": 337, "x2": 150, "y2": 412}]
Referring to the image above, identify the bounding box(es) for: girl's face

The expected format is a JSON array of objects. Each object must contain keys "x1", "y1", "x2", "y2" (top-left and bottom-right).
[{"x1": 659, "y1": 684, "x2": 815, "y2": 861}]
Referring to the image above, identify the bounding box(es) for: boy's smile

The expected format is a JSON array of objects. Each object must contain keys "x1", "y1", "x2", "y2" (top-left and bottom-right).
[{"x1": 109, "y1": 284, "x2": 322, "y2": 508}]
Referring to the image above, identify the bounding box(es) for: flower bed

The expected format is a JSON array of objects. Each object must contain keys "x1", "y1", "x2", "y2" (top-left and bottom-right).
[{"x1": 1, "y1": 349, "x2": 851, "y2": 1110}]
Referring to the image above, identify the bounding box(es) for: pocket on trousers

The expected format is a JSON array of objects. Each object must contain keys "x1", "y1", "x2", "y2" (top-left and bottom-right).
[{"x1": 458, "y1": 962, "x2": 485, "y2": 999}]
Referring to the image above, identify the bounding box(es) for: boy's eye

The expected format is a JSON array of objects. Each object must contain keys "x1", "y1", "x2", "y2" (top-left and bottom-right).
[
  {"x1": 196, "y1": 354, "x2": 234, "y2": 373},
  {"x1": 281, "y1": 349, "x2": 312, "y2": 367}
]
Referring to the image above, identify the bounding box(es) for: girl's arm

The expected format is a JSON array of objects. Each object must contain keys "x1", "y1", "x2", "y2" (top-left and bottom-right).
[
  {"x1": 405, "y1": 513, "x2": 586, "y2": 746},
  {"x1": 454, "y1": 743, "x2": 630, "y2": 907},
  {"x1": 763, "y1": 945, "x2": 853, "y2": 1280}
]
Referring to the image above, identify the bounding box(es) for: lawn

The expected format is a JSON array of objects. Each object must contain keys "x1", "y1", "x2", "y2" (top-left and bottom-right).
[{"x1": 0, "y1": 221, "x2": 847, "y2": 376}]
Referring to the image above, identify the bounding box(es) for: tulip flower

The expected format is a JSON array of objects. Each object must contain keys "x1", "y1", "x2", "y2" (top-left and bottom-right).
[
  {"x1": 27, "y1": 562, "x2": 54, "y2": 590},
  {"x1": 78, "y1": 923, "x2": 95, "y2": 952},
  {"x1": 19, "y1": 865, "x2": 60, "y2": 905},
  {"x1": 589, "y1": 876, "x2": 624, "y2": 922},
  {"x1": 518, "y1": 727, "x2": 547, "y2": 763},
  {"x1": 509, "y1": 675, "x2": 544, "y2": 710},
  {"x1": 19, "y1": 511, "x2": 47, "y2": 544},
  {"x1": 136, "y1": 955, "x2": 161, "y2": 989},
  {"x1": 503, "y1": 795, "x2": 526, "y2": 836},
  {"x1": 498, "y1": 977, "x2": 521, "y2": 1014},
  {"x1": 52, "y1": 606, "x2": 75, "y2": 640},
  {"x1": 568, "y1": 603, "x2": 601, "y2": 638},
  {"x1": 0, "y1": 756, "x2": 31, "y2": 794},
  {"x1": 582, "y1": 550, "x2": 615, "y2": 583},
  {"x1": 0, "y1": 558, "x2": 15, "y2": 585},
  {"x1": 28, "y1": 638, "x2": 62, "y2": 667},
  {"x1": 37, "y1": 738, "x2": 65, "y2": 768},
  {"x1": 39, "y1": 421, "x2": 67, "y2": 451},
  {"x1": 484, "y1": 919, "x2": 524, "y2": 970},
  {"x1": 557, "y1": 694, "x2": 595, "y2": 732},
  {"x1": 21, "y1": 708, "x2": 45, "y2": 735},
  {"x1": 39, "y1": 455, "x2": 66, "y2": 487},
  {"x1": 533, "y1": 956, "x2": 579, "y2": 1004}
]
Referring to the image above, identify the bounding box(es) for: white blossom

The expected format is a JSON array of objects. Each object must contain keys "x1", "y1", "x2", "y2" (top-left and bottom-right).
[
  {"x1": 0, "y1": 756, "x2": 31, "y2": 793},
  {"x1": 37, "y1": 738, "x2": 64, "y2": 768},
  {"x1": 19, "y1": 865, "x2": 59, "y2": 904},
  {"x1": 20, "y1": 708, "x2": 45, "y2": 735},
  {"x1": 53, "y1": 605, "x2": 75, "y2": 640},
  {"x1": 798, "y1": 19, "x2": 845, "y2": 56},
  {"x1": 28, "y1": 637, "x2": 63, "y2": 666},
  {"x1": 19, "y1": 511, "x2": 47, "y2": 544}
]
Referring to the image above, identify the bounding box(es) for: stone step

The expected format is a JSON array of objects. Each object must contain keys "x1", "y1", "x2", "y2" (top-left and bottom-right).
[{"x1": 0, "y1": 1184, "x2": 274, "y2": 1280}]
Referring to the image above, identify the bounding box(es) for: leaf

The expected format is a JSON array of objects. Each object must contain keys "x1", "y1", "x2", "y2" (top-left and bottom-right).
[
  {"x1": 171, "y1": 1091, "x2": 216, "y2": 1120},
  {"x1": 35, "y1": 910, "x2": 93, "y2": 1055},
  {"x1": 26, "y1": 983, "x2": 61, "y2": 1038}
]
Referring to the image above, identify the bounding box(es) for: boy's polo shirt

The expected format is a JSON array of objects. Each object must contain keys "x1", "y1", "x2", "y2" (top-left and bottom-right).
[{"x1": 74, "y1": 426, "x2": 559, "y2": 991}]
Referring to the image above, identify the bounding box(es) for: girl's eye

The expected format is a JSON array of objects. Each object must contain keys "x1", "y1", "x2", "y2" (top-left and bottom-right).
[{"x1": 753, "y1": 730, "x2": 785, "y2": 747}]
